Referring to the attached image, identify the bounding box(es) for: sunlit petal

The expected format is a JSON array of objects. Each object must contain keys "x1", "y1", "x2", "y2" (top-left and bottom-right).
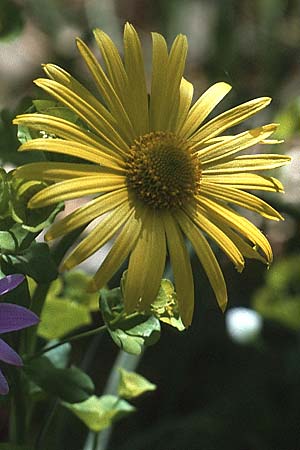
[
  {"x1": 124, "y1": 210, "x2": 166, "y2": 312},
  {"x1": 163, "y1": 212, "x2": 194, "y2": 327}
]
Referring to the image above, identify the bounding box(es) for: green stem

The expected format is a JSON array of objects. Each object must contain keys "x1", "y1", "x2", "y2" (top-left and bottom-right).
[
  {"x1": 28, "y1": 324, "x2": 107, "y2": 360},
  {"x1": 9, "y1": 369, "x2": 28, "y2": 444},
  {"x1": 34, "y1": 399, "x2": 59, "y2": 450}
]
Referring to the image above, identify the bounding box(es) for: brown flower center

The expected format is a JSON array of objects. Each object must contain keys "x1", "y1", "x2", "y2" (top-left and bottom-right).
[{"x1": 126, "y1": 131, "x2": 201, "y2": 209}]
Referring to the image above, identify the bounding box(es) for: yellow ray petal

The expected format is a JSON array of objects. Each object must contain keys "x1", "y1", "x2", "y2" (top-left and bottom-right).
[
  {"x1": 123, "y1": 23, "x2": 149, "y2": 136},
  {"x1": 76, "y1": 38, "x2": 135, "y2": 143},
  {"x1": 199, "y1": 135, "x2": 283, "y2": 146},
  {"x1": 194, "y1": 124, "x2": 278, "y2": 162},
  {"x1": 215, "y1": 223, "x2": 268, "y2": 264},
  {"x1": 164, "y1": 34, "x2": 188, "y2": 131},
  {"x1": 199, "y1": 183, "x2": 283, "y2": 220},
  {"x1": 18, "y1": 138, "x2": 125, "y2": 171},
  {"x1": 89, "y1": 207, "x2": 143, "y2": 291},
  {"x1": 149, "y1": 32, "x2": 168, "y2": 131},
  {"x1": 13, "y1": 114, "x2": 125, "y2": 161},
  {"x1": 190, "y1": 97, "x2": 271, "y2": 143},
  {"x1": 205, "y1": 173, "x2": 284, "y2": 192},
  {"x1": 175, "y1": 209, "x2": 227, "y2": 312},
  {"x1": 184, "y1": 203, "x2": 244, "y2": 271},
  {"x1": 175, "y1": 78, "x2": 194, "y2": 131},
  {"x1": 43, "y1": 64, "x2": 123, "y2": 135},
  {"x1": 15, "y1": 162, "x2": 111, "y2": 182},
  {"x1": 34, "y1": 78, "x2": 128, "y2": 157},
  {"x1": 93, "y1": 28, "x2": 128, "y2": 106},
  {"x1": 202, "y1": 154, "x2": 291, "y2": 173},
  {"x1": 46, "y1": 188, "x2": 128, "y2": 240},
  {"x1": 179, "y1": 82, "x2": 232, "y2": 139},
  {"x1": 62, "y1": 201, "x2": 133, "y2": 270},
  {"x1": 163, "y1": 212, "x2": 194, "y2": 327},
  {"x1": 197, "y1": 197, "x2": 273, "y2": 264},
  {"x1": 124, "y1": 209, "x2": 166, "y2": 313},
  {"x1": 28, "y1": 174, "x2": 126, "y2": 208}
]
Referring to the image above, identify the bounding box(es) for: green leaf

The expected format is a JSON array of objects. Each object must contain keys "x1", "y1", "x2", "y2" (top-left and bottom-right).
[
  {"x1": 0, "y1": 221, "x2": 36, "y2": 254},
  {"x1": 63, "y1": 395, "x2": 135, "y2": 432},
  {"x1": 62, "y1": 270, "x2": 100, "y2": 311},
  {"x1": 9, "y1": 173, "x2": 64, "y2": 232},
  {"x1": 118, "y1": 368, "x2": 156, "y2": 400},
  {"x1": 24, "y1": 356, "x2": 94, "y2": 403},
  {"x1": 2, "y1": 242, "x2": 58, "y2": 282},
  {"x1": 17, "y1": 123, "x2": 40, "y2": 145},
  {"x1": 0, "y1": 0, "x2": 24, "y2": 41},
  {"x1": 38, "y1": 297, "x2": 91, "y2": 340},
  {"x1": 32, "y1": 100, "x2": 79, "y2": 123},
  {"x1": 151, "y1": 279, "x2": 185, "y2": 331},
  {"x1": 101, "y1": 288, "x2": 161, "y2": 355}
]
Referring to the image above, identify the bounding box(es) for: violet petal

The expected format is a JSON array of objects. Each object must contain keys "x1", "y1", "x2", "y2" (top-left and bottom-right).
[
  {"x1": 0, "y1": 368, "x2": 9, "y2": 395},
  {"x1": 0, "y1": 303, "x2": 39, "y2": 333},
  {"x1": 0, "y1": 338, "x2": 23, "y2": 366},
  {"x1": 0, "y1": 274, "x2": 24, "y2": 296}
]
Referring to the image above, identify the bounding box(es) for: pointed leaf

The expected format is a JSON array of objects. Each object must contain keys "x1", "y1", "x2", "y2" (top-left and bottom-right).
[
  {"x1": 24, "y1": 356, "x2": 94, "y2": 403},
  {"x1": 118, "y1": 368, "x2": 156, "y2": 399},
  {"x1": 63, "y1": 395, "x2": 135, "y2": 432}
]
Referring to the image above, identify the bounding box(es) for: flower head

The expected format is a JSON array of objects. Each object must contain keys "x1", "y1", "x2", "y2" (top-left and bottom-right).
[
  {"x1": 0, "y1": 274, "x2": 39, "y2": 394},
  {"x1": 14, "y1": 24, "x2": 290, "y2": 326}
]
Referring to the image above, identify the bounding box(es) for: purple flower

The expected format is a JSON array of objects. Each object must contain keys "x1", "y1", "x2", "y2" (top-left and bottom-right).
[{"x1": 0, "y1": 274, "x2": 39, "y2": 395}]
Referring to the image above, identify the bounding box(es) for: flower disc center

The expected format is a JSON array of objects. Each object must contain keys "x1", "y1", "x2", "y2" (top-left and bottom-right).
[{"x1": 126, "y1": 131, "x2": 201, "y2": 209}]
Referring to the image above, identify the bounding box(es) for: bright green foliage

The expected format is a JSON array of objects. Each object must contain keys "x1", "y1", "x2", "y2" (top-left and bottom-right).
[
  {"x1": 151, "y1": 279, "x2": 185, "y2": 331},
  {"x1": 101, "y1": 288, "x2": 161, "y2": 355},
  {"x1": 38, "y1": 297, "x2": 91, "y2": 340},
  {"x1": 63, "y1": 395, "x2": 135, "y2": 432},
  {"x1": 37, "y1": 271, "x2": 99, "y2": 340},
  {"x1": 24, "y1": 356, "x2": 94, "y2": 403},
  {"x1": 253, "y1": 254, "x2": 300, "y2": 330},
  {"x1": 118, "y1": 368, "x2": 156, "y2": 400},
  {"x1": 62, "y1": 270, "x2": 100, "y2": 311}
]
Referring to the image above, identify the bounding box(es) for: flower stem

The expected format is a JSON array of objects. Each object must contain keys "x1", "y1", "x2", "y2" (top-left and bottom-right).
[
  {"x1": 9, "y1": 369, "x2": 28, "y2": 444},
  {"x1": 28, "y1": 324, "x2": 107, "y2": 360},
  {"x1": 34, "y1": 399, "x2": 59, "y2": 450}
]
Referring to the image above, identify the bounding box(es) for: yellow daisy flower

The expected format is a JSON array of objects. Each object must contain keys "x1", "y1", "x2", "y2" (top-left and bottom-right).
[{"x1": 14, "y1": 23, "x2": 290, "y2": 326}]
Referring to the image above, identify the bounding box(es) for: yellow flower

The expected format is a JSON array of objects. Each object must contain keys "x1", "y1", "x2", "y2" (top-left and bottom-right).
[{"x1": 14, "y1": 23, "x2": 290, "y2": 326}]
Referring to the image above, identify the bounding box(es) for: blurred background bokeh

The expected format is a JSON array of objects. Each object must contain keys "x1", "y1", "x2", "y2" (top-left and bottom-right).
[{"x1": 1, "y1": 1, "x2": 300, "y2": 449}]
